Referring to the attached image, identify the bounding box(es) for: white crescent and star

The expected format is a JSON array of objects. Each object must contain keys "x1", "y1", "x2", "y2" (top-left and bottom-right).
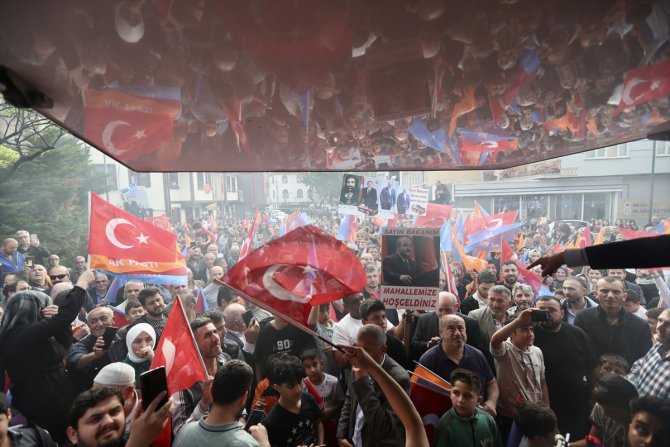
[
  {"x1": 105, "y1": 218, "x2": 150, "y2": 250},
  {"x1": 101, "y1": 121, "x2": 147, "y2": 156},
  {"x1": 621, "y1": 78, "x2": 650, "y2": 106},
  {"x1": 481, "y1": 140, "x2": 499, "y2": 149},
  {"x1": 262, "y1": 264, "x2": 315, "y2": 303}
]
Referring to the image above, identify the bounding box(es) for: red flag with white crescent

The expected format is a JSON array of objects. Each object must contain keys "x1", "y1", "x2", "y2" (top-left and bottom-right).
[
  {"x1": 239, "y1": 210, "x2": 261, "y2": 261},
  {"x1": 615, "y1": 60, "x2": 670, "y2": 113},
  {"x1": 222, "y1": 225, "x2": 367, "y2": 326}
]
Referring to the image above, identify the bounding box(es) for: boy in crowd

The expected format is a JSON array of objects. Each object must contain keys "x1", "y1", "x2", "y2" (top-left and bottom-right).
[
  {"x1": 597, "y1": 353, "x2": 630, "y2": 378},
  {"x1": 300, "y1": 348, "x2": 344, "y2": 444},
  {"x1": 513, "y1": 402, "x2": 559, "y2": 447},
  {"x1": 628, "y1": 396, "x2": 670, "y2": 447},
  {"x1": 263, "y1": 354, "x2": 324, "y2": 447},
  {"x1": 433, "y1": 369, "x2": 503, "y2": 447}
]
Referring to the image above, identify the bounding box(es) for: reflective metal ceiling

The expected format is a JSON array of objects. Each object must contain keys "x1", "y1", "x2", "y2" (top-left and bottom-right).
[{"x1": 1, "y1": 0, "x2": 669, "y2": 172}]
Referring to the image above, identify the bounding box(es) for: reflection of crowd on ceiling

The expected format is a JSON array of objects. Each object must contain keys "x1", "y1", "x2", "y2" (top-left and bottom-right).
[{"x1": 1, "y1": 0, "x2": 669, "y2": 170}]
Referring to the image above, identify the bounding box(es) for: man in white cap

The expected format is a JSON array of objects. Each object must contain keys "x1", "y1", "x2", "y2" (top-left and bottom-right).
[{"x1": 93, "y1": 362, "x2": 140, "y2": 437}]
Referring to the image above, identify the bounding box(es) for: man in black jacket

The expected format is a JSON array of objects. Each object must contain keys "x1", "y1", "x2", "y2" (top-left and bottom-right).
[
  {"x1": 411, "y1": 291, "x2": 484, "y2": 361},
  {"x1": 575, "y1": 276, "x2": 652, "y2": 366}
]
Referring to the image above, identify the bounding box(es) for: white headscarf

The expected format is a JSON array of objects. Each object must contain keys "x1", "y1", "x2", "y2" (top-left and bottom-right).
[{"x1": 125, "y1": 323, "x2": 156, "y2": 363}]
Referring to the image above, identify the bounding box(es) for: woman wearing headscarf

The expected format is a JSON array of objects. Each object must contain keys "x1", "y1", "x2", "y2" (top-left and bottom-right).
[
  {"x1": 123, "y1": 322, "x2": 156, "y2": 387},
  {"x1": 0, "y1": 269, "x2": 93, "y2": 444}
]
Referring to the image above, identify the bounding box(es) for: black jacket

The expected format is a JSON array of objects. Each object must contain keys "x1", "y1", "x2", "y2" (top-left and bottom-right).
[{"x1": 574, "y1": 306, "x2": 652, "y2": 366}]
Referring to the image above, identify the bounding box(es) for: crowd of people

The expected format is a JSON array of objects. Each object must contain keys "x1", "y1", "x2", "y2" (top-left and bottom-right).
[{"x1": 0, "y1": 204, "x2": 669, "y2": 447}]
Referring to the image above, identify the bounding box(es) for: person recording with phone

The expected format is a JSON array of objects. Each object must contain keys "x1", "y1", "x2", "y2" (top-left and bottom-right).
[
  {"x1": 490, "y1": 308, "x2": 550, "y2": 443},
  {"x1": 66, "y1": 305, "x2": 127, "y2": 393}
]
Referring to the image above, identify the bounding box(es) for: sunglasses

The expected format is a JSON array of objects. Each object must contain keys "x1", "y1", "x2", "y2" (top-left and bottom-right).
[{"x1": 50, "y1": 274, "x2": 68, "y2": 280}]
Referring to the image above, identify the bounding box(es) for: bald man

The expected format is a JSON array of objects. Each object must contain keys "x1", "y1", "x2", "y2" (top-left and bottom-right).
[
  {"x1": 0, "y1": 238, "x2": 24, "y2": 283},
  {"x1": 418, "y1": 314, "x2": 499, "y2": 417},
  {"x1": 411, "y1": 291, "x2": 484, "y2": 360},
  {"x1": 66, "y1": 306, "x2": 126, "y2": 393}
]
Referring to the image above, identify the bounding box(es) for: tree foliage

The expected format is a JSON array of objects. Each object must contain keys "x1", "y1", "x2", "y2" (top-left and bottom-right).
[
  {"x1": 0, "y1": 102, "x2": 68, "y2": 184},
  {"x1": 0, "y1": 103, "x2": 109, "y2": 265},
  {"x1": 297, "y1": 172, "x2": 346, "y2": 205}
]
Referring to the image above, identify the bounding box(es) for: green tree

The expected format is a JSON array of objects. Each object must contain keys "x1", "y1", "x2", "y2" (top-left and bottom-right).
[
  {"x1": 297, "y1": 172, "x2": 346, "y2": 205},
  {"x1": 0, "y1": 104, "x2": 109, "y2": 265}
]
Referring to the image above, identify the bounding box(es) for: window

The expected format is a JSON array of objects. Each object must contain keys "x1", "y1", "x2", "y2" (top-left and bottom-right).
[
  {"x1": 657, "y1": 141, "x2": 670, "y2": 156},
  {"x1": 296, "y1": 189, "x2": 304, "y2": 199},
  {"x1": 272, "y1": 190, "x2": 276, "y2": 200},
  {"x1": 226, "y1": 175, "x2": 238, "y2": 193},
  {"x1": 282, "y1": 189, "x2": 289, "y2": 199},
  {"x1": 93, "y1": 164, "x2": 118, "y2": 190},
  {"x1": 128, "y1": 171, "x2": 151, "y2": 187},
  {"x1": 282, "y1": 175, "x2": 288, "y2": 184},
  {"x1": 197, "y1": 172, "x2": 212, "y2": 189},
  {"x1": 168, "y1": 173, "x2": 179, "y2": 189},
  {"x1": 586, "y1": 144, "x2": 628, "y2": 159}
]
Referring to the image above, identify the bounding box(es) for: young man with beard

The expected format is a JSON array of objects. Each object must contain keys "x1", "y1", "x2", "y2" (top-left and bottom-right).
[
  {"x1": 133, "y1": 288, "x2": 167, "y2": 341},
  {"x1": 533, "y1": 296, "x2": 598, "y2": 440},
  {"x1": 66, "y1": 387, "x2": 172, "y2": 447},
  {"x1": 460, "y1": 270, "x2": 497, "y2": 315},
  {"x1": 560, "y1": 276, "x2": 598, "y2": 325},
  {"x1": 498, "y1": 261, "x2": 519, "y2": 295}
]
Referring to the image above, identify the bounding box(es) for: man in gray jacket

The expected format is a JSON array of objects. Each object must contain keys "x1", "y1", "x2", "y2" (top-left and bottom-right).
[{"x1": 337, "y1": 325, "x2": 410, "y2": 447}]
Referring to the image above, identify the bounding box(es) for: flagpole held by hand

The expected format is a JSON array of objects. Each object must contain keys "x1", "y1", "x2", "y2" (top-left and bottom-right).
[{"x1": 217, "y1": 280, "x2": 345, "y2": 353}]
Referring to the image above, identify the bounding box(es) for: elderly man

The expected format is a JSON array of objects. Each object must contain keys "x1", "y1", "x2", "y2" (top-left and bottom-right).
[
  {"x1": 469, "y1": 285, "x2": 512, "y2": 367},
  {"x1": 203, "y1": 265, "x2": 225, "y2": 310},
  {"x1": 28, "y1": 264, "x2": 49, "y2": 291},
  {"x1": 15, "y1": 230, "x2": 50, "y2": 266},
  {"x1": 337, "y1": 325, "x2": 410, "y2": 447},
  {"x1": 411, "y1": 291, "x2": 483, "y2": 360},
  {"x1": 382, "y1": 236, "x2": 417, "y2": 286},
  {"x1": 418, "y1": 314, "x2": 498, "y2": 417},
  {"x1": 575, "y1": 276, "x2": 652, "y2": 365},
  {"x1": 0, "y1": 238, "x2": 24, "y2": 283},
  {"x1": 628, "y1": 309, "x2": 670, "y2": 400},
  {"x1": 71, "y1": 256, "x2": 87, "y2": 283},
  {"x1": 88, "y1": 272, "x2": 111, "y2": 306},
  {"x1": 222, "y1": 302, "x2": 259, "y2": 357},
  {"x1": 66, "y1": 306, "x2": 126, "y2": 393}
]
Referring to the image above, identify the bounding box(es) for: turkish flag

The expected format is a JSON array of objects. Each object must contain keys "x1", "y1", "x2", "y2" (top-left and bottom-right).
[
  {"x1": 501, "y1": 239, "x2": 517, "y2": 263},
  {"x1": 576, "y1": 226, "x2": 593, "y2": 248},
  {"x1": 145, "y1": 215, "x2": 171, "y2": 231},
  {"x1": 515, "y1": 259, "x2": 543, "y2": 296},
  {"x1": 464, "y1": 210, "x2": 518, "y2": 239},
  {"x1": 84, "y1": 90, "x2": 180, "y2": 162},
  {"x1": 415, "y1": 204, "x2": 453, "y2": 228},
  {"x1": 89, "y1": 193, "x2": 182, "y2": 263},
  {"x1": 617, "y1": 227, "x2": 660, "y2": 241},
  {"x1": 239, "y1": 210, "x2": 260, "y2": 261},
  {"x1": 150, "y1": 297, "x2": 207, "y2": 447},
  {"x1": 616, "y1": 60, "x2": 670, "y2": 113},
  {"x1": 222, "y1": 225, "x2": 367, "y2": 326}
]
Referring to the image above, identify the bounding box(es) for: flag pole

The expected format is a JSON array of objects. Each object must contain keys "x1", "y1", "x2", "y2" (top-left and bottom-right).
[{"x1": 217, "y1": 281, "x2": 345, "y2": 353}]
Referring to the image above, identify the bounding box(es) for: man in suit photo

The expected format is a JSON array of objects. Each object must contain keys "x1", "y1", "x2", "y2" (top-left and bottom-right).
[{"x1": 382, "y1": 236, "x2": 417, "y2": 286}]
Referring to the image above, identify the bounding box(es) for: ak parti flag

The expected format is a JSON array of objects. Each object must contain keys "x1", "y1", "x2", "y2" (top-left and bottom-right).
[
  {"x1": 222, "y1": 225, "x2": 367, "y2": 327},
  {"x1": 88, "y1": 194, "x2": 186, "y2": 277},
  {"x1": 415, "y1": 203, "x2": 453, "y2": 228}
]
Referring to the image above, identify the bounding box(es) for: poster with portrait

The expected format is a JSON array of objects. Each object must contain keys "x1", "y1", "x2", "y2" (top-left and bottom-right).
[
  {"x1": 338, "y1": 174, "x2": 364, "y2": 216},
  {"x1": 407, "y1": 186, "x2": 429, "y2": 216},
  {"x1": 380, "y1": 227, "x2": 440, "y2": 310}
]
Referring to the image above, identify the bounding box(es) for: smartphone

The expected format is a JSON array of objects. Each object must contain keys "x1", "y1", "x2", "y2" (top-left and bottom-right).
[
  {"x1": 102, "y1": 326, "x2": 117, "y2": 350},
  {"x1": 530, "y1": 309, "x2": 551, "y2": 322},
  {"x1": 140, "y1": 367, "x2": 168, "y2": 410},
  {"x1": 244, "y1": 409, "x2": 266, "y2": 431},
  {"x1": 25, "y1": 255, "x2": 34, "y2": 267},
  {"x1": 242, "y1": 310, "x2": 254, "y2": 326}
]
